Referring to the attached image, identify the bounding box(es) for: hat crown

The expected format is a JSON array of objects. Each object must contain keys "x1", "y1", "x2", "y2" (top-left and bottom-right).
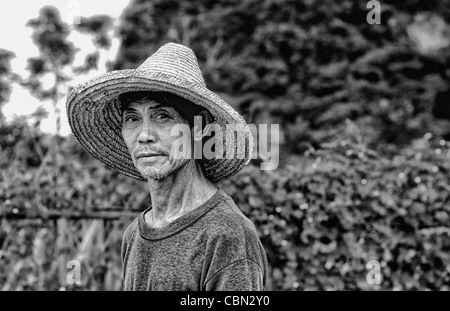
[{"x1": 135, "y1": 42, "x2": 206, "y2": 87}]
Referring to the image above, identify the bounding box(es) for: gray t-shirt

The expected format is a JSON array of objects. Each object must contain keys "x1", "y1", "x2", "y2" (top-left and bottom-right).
[{"x1": 121, "y1": 189, "x2": 268, "y2": 291}]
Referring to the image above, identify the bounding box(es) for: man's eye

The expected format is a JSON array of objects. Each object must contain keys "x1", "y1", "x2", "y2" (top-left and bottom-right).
[
  {"x1": 125, "y1": 116, "x2": 140, "y2": 123},
  {"x1": 154, "y1": 113, "x2": 169, "y2": 120}
]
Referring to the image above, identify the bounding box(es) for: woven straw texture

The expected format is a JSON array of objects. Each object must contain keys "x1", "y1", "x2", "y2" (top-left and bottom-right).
[{"x1": 66, "y1": 43, "x2": 253, "y2": 183}]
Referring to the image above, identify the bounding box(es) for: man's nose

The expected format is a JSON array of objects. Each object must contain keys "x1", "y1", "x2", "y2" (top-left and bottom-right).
[{"x1": 137, "y1": 121, "x2": 157, "y2": 144}]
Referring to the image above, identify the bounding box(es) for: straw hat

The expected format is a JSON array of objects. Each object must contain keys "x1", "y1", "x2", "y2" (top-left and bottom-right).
[{"x1": 66, "y1": 42, "x2": 253, "y2": 183}]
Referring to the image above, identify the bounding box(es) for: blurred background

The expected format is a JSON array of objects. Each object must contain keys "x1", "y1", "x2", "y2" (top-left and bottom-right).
[{"x1": 1, "y1": 0, "x2": 450, "y2": 290}]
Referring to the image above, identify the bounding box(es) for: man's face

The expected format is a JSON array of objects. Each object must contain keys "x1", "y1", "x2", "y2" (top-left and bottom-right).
[{"x1": 121, "y1": 98, "x2": 191, "y2": 180}]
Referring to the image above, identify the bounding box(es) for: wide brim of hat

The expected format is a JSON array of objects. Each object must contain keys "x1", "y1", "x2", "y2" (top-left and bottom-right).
[{"x1": 66, "y1": 69, "x2": 253, "y2": 184}]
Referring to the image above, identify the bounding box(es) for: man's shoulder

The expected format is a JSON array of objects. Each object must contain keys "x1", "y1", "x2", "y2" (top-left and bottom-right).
[
  {"x1": 202, "y1": 189, "x2": 258, "y2": 238},
  {"x1": 123, "y1": 215, "x2": 139, "y2": 242},
  {"x1": 199, "y1": 189, "x2": 267, "y2": 280}
]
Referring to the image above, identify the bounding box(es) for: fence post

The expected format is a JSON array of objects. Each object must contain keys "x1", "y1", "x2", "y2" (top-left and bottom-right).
[{"x1": 56, "y1": 217, "x2": 70, "y2": 289}]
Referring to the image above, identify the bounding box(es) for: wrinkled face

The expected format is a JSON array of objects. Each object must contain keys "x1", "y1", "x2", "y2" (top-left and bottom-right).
[{"x1": 121, "y1": 98, "x2": 191, "y2": 180}]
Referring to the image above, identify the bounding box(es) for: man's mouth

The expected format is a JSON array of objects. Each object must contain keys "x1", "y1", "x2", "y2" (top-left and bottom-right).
[{"x1": 136, "y1": 153, "x2": 163, "y2": 159}]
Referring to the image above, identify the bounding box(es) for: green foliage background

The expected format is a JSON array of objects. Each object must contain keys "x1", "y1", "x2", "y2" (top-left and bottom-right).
[{"x1": 1, "y1": 0, "x2": 450, "y2": 290}]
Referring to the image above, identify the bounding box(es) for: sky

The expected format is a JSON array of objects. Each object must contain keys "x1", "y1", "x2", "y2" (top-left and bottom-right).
[{"x1": 0, "y1": 0, "x2": 131, "y2": 135}]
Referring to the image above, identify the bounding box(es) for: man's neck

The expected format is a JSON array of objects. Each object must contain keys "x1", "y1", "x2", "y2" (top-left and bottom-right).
[{"x1": 145, "y1": 161, "x2": 218, "y2": 228}]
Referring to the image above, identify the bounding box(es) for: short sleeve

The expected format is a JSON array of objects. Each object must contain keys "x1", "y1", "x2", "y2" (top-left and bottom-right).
[
  {"x1": 204, "y1": 259, "x2": 265, "y2": 291},
  {"x1": 121, "y1": 218, "x2": 138, "y2": 264}
]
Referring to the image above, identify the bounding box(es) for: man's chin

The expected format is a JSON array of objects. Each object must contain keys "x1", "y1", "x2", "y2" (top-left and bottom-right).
[
  {"x1": 137, "y1": 159, "x2": 189, "y2": 181},
  {"x1": 141, "y1": 170, "x2": 171, "y2": 180},
  {"x1": 139, "y1": 164, "x2": 178, "y2": 180}
]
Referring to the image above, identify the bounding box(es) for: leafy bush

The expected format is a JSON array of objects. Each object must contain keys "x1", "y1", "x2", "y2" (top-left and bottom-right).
[
  {"x1": 222, "y1": 136, "x2": 450, "y2": 290},
  {"x1": 0, "y1": 119, "x2": 150, "y2": 216},
  {"x1": 0, "y1": 120, "x2": 144, "y2": 290},
  {"x1": 2, "y1": 120, "x2": 450, "y2": 290},
  {"x1": 3, "y1": 0, "x2": 450, "y2": 291},
  {"x1": 113, "y1": 0, "x2": 450, "y2": 154}
]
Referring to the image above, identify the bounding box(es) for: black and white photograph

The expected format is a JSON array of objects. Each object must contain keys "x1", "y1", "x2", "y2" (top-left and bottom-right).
[{"x1": 0, "y1": 0, "x2": 449, "y2": 298}]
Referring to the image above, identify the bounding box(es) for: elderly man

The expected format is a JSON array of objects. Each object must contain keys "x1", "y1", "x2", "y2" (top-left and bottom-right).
[{"x1": 66, "y1": 43, "x2": 268, "y2": 291}]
